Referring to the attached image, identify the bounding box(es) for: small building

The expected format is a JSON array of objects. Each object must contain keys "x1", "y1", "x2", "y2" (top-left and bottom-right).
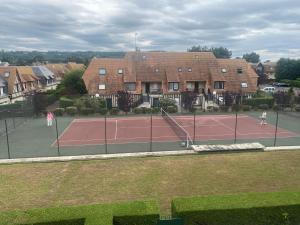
[{"x1": 32, "y1": 66, "x2": 56, "y2": 90}]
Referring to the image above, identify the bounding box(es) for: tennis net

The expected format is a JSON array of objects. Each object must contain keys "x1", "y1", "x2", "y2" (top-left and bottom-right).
[{"x1": 161, "y1": 108, "x2": 193, "y2": 148}]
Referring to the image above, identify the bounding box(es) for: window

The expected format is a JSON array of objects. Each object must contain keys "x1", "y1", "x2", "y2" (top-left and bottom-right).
[
  {"x1": 142, "y1": 55, "x2": 146, "y2": 60},
  {"x1": 98, "y1": 84, "x2": 106, "y2": 90},
  {"x1": 186, "y1": 82, "x2": 195, "y2": 91},
  {"x1": 178, "y1": 67, "x2": 182, "y2": 72},
  {"x1": 237, "y1": 68, "x2": 243, "y2": 74},
  {"x1": 195, "y1": 55, "x2": 199, "y2": 59},
  {"x1": 221, "y1": 68, "x2": 227, "y2": 73},
  {"x1": 4, "y1": 72, "x2": 9, "y2": 77},
  {"x1": 214, "y1": 81, "x2": 225, "y2": 89},
  {"x1": 117, "y1": 69, "x2": 123, "y2": 74},
  {"x1": 188, "y1": 68, "x2": 192, "y2": 72},
  {"x1": 168, "y1": 82, "x2": 179, "y2": 91},
  {"x1": 155, "y1": 68, "x2": 159, "y2": 73},
  {"x1": 99, "y1": 68, "x2": 106, "y2": 75},
  {"x1": 125, "y1": 83, "x2": 136, "y2": 91},
  {"x1": 241, "y1": 82, "x2": 248, "y2": 88}
]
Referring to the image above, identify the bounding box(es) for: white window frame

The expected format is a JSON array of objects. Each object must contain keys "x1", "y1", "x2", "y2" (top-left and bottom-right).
[
  {"x1": 221, "y1": 68, "x2": 227, "y2": 73},
  {"x1": 237, "y1": 68, "x2": 243, "y2": 74},
  {"x1": 99, "y1": 68, "x2": 106, "y2": 75},
  {"x1": 168, "y1": 82, "x2": 179, "y2": 91},
  {"x1": 155, "y1": 68, "x2": 159, "y2": 73},
  {"x1": 98, "y1": 84, "x2": 106, "y2": 90},
  {"x1": 188, "y1": 68, "x2": 192, "y2": 72},
  {"x1": 117, "y1": 69, "x2": 123, "y2": 74},
  {"x1": 125, "y1": 82, "x2": 136, "y2": 91},
  {"x1": 241, "y1": 82, "x2": 248, "y2": 88},
  {"x1": 178, "y1": 67, "x2": 182, "y2": 72},
  {"x1": 214, "y1": 81, "x2": 225, "y2": 89},
  {"x1": 4, "y1": 72, "x2": 9, "y2": 77}
]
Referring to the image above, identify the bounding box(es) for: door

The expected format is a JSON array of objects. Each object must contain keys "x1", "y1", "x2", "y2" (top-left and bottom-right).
[
  {"x1": 145, "y1": 83, "x2": 150, "y2": 94},
  {"x1": 194, "y1": 82, "x2": 199, "y2": 93},
  {"x1": 106, "y1": 98, "x2": 112, "y2": 110}
]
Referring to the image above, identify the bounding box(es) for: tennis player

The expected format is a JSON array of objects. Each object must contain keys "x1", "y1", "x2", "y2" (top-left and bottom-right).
[
  {"x1": 47, "y1": 111, "x2": 54, "y2": 127},
  {"x1": 260, "y1": 111, "x2": 267, "y2": 125}
]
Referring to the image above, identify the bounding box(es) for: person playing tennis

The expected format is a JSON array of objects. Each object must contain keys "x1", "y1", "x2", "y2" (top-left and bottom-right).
[
  {"x1": 260, "y1": 111, "x2": 267, "y2": 125},
  {"x1": 47, "y1": 111, "x2": 54, "y2": 127}
]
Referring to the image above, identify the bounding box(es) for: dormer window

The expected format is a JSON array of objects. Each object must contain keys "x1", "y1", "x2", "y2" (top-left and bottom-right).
[
  {"x1": 98, "y1": 84, "x2": 106, "y2": 90},
  {"x1": 155, "y1": 68, "x2": 159, "y2": 73},
  {"x1": 142, "y1": 55, "x2": 146, "y2": 60},
  {"x1": 118, "y1": 69, "x2": 123, "y2": 74},
  {"x1": 241, "y1": 82, "x2": 248, "y2": 88},
  {"x1": 178, "y1": 68, "x2": 182, "y2": 72},
  {"x1": 237, "y1": 68, "x2": 243, "y2": 74},
  {"x1": 188, "y1": 68, "x2": 192, "y2": 72},
  {"x1": 221, "y1": 68, "x2": 227, "y2": 73},
  {"x1": 4, "y1": 72, "x2": 9, "y2": 77},
  {"x1": 99, "y1": 68, "x2": 106, "y2": 75}
]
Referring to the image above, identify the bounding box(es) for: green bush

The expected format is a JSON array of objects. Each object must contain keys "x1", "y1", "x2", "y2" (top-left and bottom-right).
[
  {"x1": 65, "y1": 106, "x2": 77, "y2": 116},
  {"x1": 232, "y1": 104, "x2": 241, "y2": 112},
  {"x1": 133, "y1": 108, "x2": 143, "y2": 114},
  {"x1": 141, "y1": 107, "x2": 152, "y2": 114},
  {"x1": 99, "y1": 108, "x2": 108, "y2": 115},
  {"x1": 79, "y1": 107, "x2": 94, "y2": 115},
  {"x1": 166, "y1": 105, "x2": 177, "y2": 113},
  {"x1": 243, "y1": 97, "x2": 274, "y2": 108},
  {"x1": 59, "y1": 97, "x2": 74, "y2": 108},
  {"x1": 47, "y1": 94, "x2": 58, "y2": 105},
  {"x1": 295, "y1": 106, "x2": 300, "y2": 112},
  {"x1": 241, "y1": 105, "x2": 251, "y2": 111},
  {"x1": 219, "y1": 105, "x2": 229, "y2": 112},
  {"x1": 53, "y1": 108, "x2": 65, "y2": 116},
  {"x1": 110, "y1": 108, "x2": 120, "y2": 115},
  {"x1": 258, "y1": 104, "x2": 269, "y2": 110},
  {"x1": 172, "y1": 192, "x2": 300, "y2": 225},
  {"x1": 151, "y1": 107, "x2": 160, "y2": 114},
  {"x1": 159, "y1": 98, "x2": 176, "y2": 110}
]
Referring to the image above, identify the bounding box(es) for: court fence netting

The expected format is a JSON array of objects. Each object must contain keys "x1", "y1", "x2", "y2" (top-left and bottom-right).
[{"x1": 0, "y1": 107, "x2": 300, "y2": 159}]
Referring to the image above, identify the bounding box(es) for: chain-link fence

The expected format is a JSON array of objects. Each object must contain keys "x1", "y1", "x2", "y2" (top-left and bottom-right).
[{"x1": 1, "y1": 107, "x2": 300, "y2": 159}]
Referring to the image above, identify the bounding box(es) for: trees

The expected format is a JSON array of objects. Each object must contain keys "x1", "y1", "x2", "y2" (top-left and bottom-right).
[
  {"x1": 117, "y1": 91, "x2": 133, "y2": 113},
  {"x1": 181, "y1": 90, "x2": 197, "y2": 111},
  {"x1": 188, "y1": 45, "x2": 232, "y2": 59},
  {"x1": 276, "y1": 58, "x2": 300, "y2": 81},
  {"x1": 242, "y1": 52, "x2": 260, "y2": 63},
  {"x1": 58, "y1": 69, "x2": 87, "y2": 95}
]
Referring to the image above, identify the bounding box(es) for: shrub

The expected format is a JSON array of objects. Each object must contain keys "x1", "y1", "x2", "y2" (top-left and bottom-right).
[
  {"x1": 65, "y1": 106, "x2": 77, "y2": 116},
  {"x1": 159, "y1": 98, "x2": 176, "y2": 110},
  {"x1": 59, "y1": 97, "x2": 74, "y2": 108},
  {"x1": 79, "y1": 107, "x2": 94, "y2": 115},
  {"x1": 295, "y1": 106, "x2": 300, "y2": 112},
  {"x1": 258, "y1": 104, "x2": 269, "y2": 110},
  {"x1": 232, "y1": 104, "x2": 241, "y2": 112},
  {"x1": 141, "y1": 107, "x2": 152, "y2": 114},
  {"x1": 53, "y1": 108, "x2": 65, "y2": 116},
  {"x1": 166, "y1": 105, "x2": 177, "y2": 113},
  {"x1": 110, "y1": 108, "x2": 120, "y2": 115},
  {"x1": 241, "y1": 105, "x2": 251, "y2": 111},
  {"x1": 243, "y1": 97, "x2": 274, "y2": 108},
  {"x1": 47, "y1": 94, "x2": 58, "y2": 105},
  {"x1": 151, "y1": 107, "x2": 160, "y2": 114},
  {"x1": 219, "y1": 105, "x2": 229, "y2": 112},
  {"x1": 99, "y1": 108, "x2": 108, "y2": 115},
  {"x1": 172, "y1": 192, "x2": 300, "y2": 225},
  {"x1": 133, "y1": 107, "x2": 143, "y2": 114}
]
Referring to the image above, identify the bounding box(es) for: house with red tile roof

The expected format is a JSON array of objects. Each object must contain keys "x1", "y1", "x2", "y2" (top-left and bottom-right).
[{"x1": 83, "y1": 51, "x2": 258, "y2": 97}]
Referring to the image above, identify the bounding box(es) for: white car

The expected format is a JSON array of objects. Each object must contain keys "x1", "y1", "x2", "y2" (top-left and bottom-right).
[{"x1": 262, "y1": 87, "x2": 275, "y2": 93}]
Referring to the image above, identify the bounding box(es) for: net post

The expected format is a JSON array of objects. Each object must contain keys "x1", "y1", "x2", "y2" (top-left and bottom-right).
[
  {"x1": 150, "y1": 112, "x2": 152, "y2": 152},
  {"x1": 105, "y1": 115, "x2": 107, "y2": 154},
  {"x1": 55, "y1": 117, "x2": 60, "y2": 156},
  {"x1": 4, "y1": 119, "x2": 11, "y2": 159},
  {"x1": 234, "y1": 110, "x2": 238, "y2": 144},
  {"x1": 274, "y1": 111, "x2": 279, "y2": 146}
]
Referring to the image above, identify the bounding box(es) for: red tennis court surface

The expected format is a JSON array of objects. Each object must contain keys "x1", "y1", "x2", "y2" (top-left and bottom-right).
[{"x1": 55, "y1": 115, "x2": 299, "y2": 147}]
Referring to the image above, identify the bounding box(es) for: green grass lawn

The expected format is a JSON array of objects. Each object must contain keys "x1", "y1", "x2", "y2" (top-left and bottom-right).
[{"x1": 0, "y1": 150, "x2": 299, "y2": 214}]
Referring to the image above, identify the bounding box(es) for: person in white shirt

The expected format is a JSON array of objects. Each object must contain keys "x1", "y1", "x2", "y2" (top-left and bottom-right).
[{"x1": 260, "y1": 111, "x2": 267, "y2": 125}]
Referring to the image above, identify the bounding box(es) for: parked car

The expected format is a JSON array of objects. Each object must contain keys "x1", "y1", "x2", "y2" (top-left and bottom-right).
[{"x1": 262, "y1": 86, "x2": 275, "y2": 93}]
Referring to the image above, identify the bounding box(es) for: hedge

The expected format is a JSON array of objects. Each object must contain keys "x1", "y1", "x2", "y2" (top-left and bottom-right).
[
  {"x1": 65, "y1": 106, "x2": 77, "y2": 116},
  {"x1": 59, "y1": 97, "x2": 74, "y2": 108},
  {"x1": 0, "y1": 200, "x2": 159, "y2": 225},
  {"x1": 243, "y1": 97, "x2": 274, "y2": 108},
  {"x1": 172, "y1": 192, "x2": 300, "y2": 225},
  {"x1": 53, "y1": 108, "x2": 65, "y2": 116}
]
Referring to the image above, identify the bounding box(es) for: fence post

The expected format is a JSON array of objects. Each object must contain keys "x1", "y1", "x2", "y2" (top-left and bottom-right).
[
  {"x1": 234, "y1": 111, "x2": 238, "y2": 144},
  {"x1": 150, "y1": 113, "x2": 152, "y2": 152},
  {"x1": 274, "y1": 111, "x2": 279, "y2": 146},
  {"x1": 193, "y1": 111, "x2": 196, "y2": 143},
  {"x1": 4, "y1": 119, "x2": 11, "y2": 159},
  {"x1": 105, "y1": 115, "x2": 107, "y2": 154},
  {"x1": 55, "y1": 117, "x2": 60, "y2": 156}
]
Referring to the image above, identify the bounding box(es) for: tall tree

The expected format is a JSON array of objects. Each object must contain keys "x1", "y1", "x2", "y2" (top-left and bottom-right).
[
  {"x1": 188, "y1": 45, "x2": 232, "y2": 58},
  {"x1": 276, "y1": 58, "x2": 300, "y2": 81},
  {"x1": 181, "y1": 90, "x2": 197, "y2": 111},
  {"x1": 58, "y1": 69, "x2": 87, "y2": 95},
  {"x1": 117, "y1": 91, "x2": 133, "y2": 113},
  {"x1": 242, "y1": 52, "x2": 260, "y2": 63}
]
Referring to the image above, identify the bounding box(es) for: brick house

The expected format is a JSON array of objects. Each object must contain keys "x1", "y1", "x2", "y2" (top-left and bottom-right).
[{"x1": 83, "y1": 52, "x2": 258, "y2": 97}]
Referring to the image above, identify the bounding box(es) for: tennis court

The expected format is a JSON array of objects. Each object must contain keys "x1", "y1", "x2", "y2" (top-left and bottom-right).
[{"x1": 54, "y1": 113, "x2": 298, "y2": 147}]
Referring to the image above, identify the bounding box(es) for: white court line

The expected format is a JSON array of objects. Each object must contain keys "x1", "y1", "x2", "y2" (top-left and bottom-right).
[
  {"x1": 114, "y1": 120, "x2": 118, "y2": 140},
  {"x1": 51, "y1": 119, "x2": 75, "y2": 147}
]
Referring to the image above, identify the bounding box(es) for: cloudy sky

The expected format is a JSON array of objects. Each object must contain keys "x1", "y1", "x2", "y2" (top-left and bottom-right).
[{"x1": 0, "y1": 0, "x2": 299, "y2": 60}]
